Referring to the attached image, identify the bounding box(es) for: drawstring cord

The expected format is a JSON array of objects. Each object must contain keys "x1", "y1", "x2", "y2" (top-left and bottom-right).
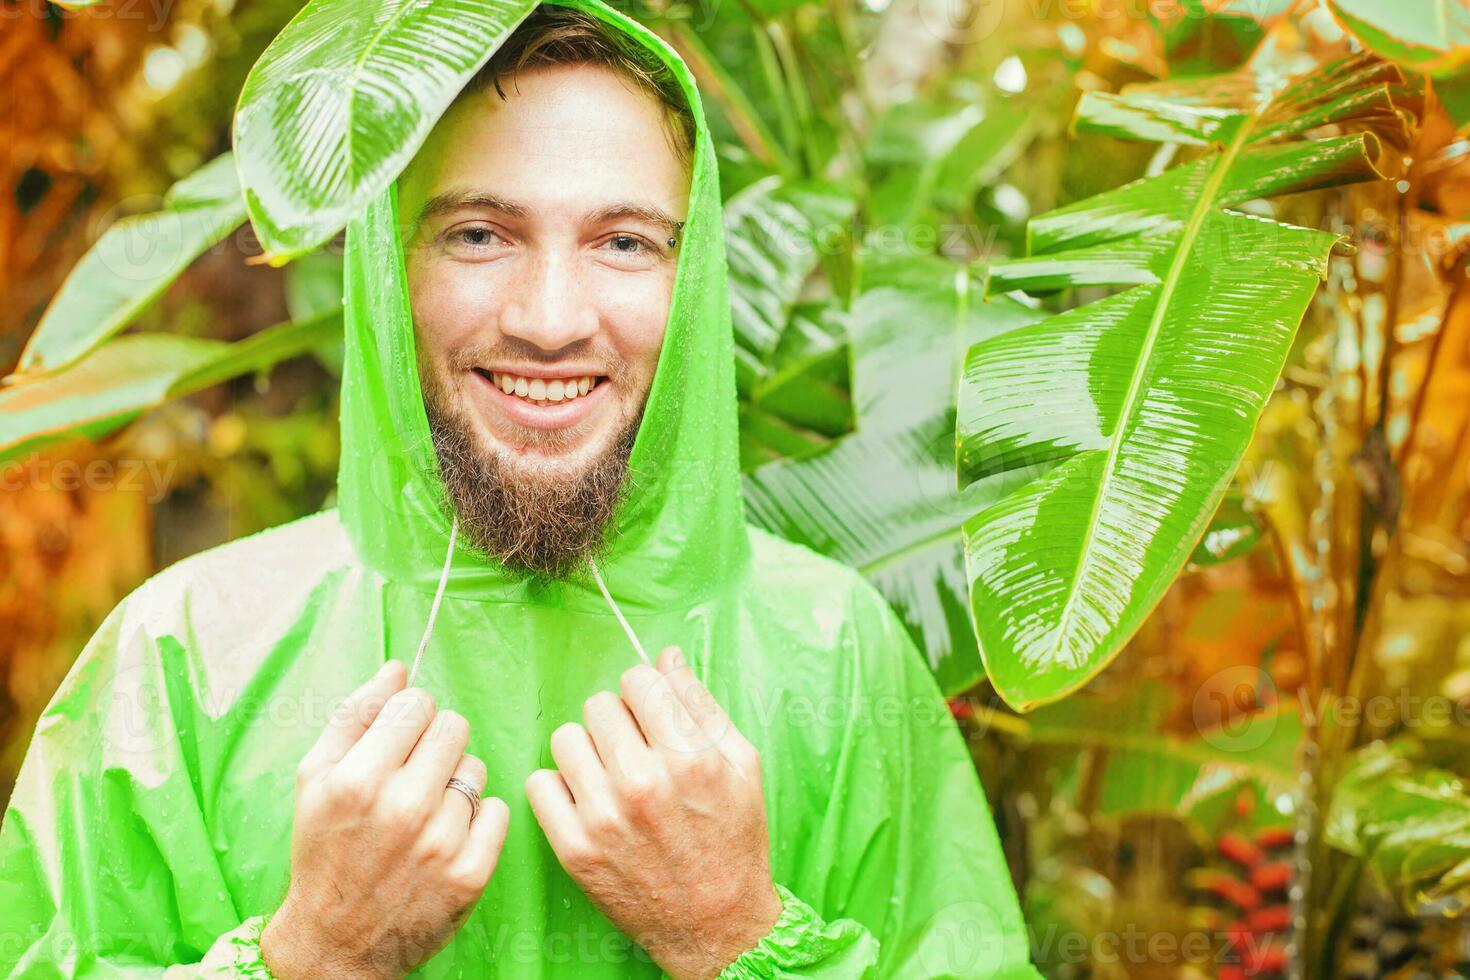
[
  {"x1": 587, "y1": 556, "x2": 651, "y2": 665},
  {"x1": 405, "y1": 515, "x2": 652, "y2": 686},
  {"x1": 408, "y1": 514, "x2": 459, "y2": 687}
]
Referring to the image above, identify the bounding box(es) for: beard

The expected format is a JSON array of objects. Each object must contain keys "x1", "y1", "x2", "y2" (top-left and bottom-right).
[{"x1": 419, "y1": 351, "x2": 645, "y2": 581}]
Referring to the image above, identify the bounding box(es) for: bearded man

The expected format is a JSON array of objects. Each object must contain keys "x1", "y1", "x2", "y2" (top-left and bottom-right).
[{"x1": 0, "y1": 2, "x2": 1041, "y2": 977}]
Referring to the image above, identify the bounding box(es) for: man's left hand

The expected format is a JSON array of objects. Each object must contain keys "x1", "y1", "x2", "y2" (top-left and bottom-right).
[{"x1": 526, "y1": 645, "x2": 782, "y2": 980}]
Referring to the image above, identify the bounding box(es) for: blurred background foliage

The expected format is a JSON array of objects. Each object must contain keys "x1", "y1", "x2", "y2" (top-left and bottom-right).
[{"x1": 3, "y1": 0, "x2": 1470, "y2": 976}]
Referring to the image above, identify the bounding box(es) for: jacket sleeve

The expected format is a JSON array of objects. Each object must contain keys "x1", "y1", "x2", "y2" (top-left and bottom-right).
[
  {"x1": 716, "y1": 586, "x2": 1042, "y2": 980},
  {"x1": 0, "y1": 595, "x2": 283, "y2": 978}
]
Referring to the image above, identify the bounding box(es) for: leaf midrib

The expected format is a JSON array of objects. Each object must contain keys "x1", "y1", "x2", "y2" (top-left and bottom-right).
[{"x1": 1051, "y1": 117, "x2": 1258, "y2": 655}]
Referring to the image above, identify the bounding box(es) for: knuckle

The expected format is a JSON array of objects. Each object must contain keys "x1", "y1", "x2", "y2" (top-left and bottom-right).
[
  {"x1": 459, "y1": 754, "x2": 488, "y2": 786},
  {"x1": 416, "y1": 828, "x2": 458, "y2": 864},
  {"x1": 582, "y1": 805, "x2": 626, "y2": 840},
  {"x1": 560, "y1": 838, "x2": 601, "y2": 874},
  {"x1": 617, "y1": 771, "x2": 662, "y2": 811},
  {"x1": 437, "y1": 710, "x2": 469, "y2": 743},
  {"x1": 376, "y1": 793, "x2": 430, "y2": 831},
  {"x1": 584, "y1": 690, "x2": 620, "y2": 719},
  {"x1": 325, "y1": 772, "x2": 376, "y2": 808},
  {"x1": 446, "y1": 861, "x2": 491, "y2": 897},
  {"x1": 549, "y1": 722, "x2": 583, "y2": 754}
]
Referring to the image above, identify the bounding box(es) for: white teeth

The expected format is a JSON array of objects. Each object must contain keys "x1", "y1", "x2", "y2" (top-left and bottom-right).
[{"x1": 488, "y1": 372, "x2": 600, "y2": 404}]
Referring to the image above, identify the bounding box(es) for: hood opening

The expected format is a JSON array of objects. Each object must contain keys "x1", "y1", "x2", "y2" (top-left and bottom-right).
[{"x1": 335, "y1": 0, "x2": 752, "y2": 614}]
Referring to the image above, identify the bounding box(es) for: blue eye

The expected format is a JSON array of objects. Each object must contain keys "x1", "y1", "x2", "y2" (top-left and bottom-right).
[
  {"x1": 456, "y1": 227, "x2": 500, "y2": 248},
  {"x1": 604, "y1": 234, "x2": 646, "y2": 253}
]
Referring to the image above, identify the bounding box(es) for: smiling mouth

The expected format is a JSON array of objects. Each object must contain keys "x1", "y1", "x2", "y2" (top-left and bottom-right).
[{"x1": 473, "y1": 369, "x2": 609, "y2": 406}]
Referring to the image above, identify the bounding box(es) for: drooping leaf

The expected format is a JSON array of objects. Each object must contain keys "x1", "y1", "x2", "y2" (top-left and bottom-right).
[
  {"x1": 744, "y1": 256, "x2": 1041, "y2": 692},
  {"x1": 233, "y1": 0, "x2": 538, "y2": 261},
  {"x1": 17, "y1": 154, "x2": 246, "y2": 374},
  {"x1": 749, "y1": 301, "x2": 851, "y2": 439},
  {"x1": 1329, "y1": 0, "x2": 1470, "y2": 79},
  {"x1": 852, "y1": 254, "x2": 1039, "y2": 434},
  {"x1": 957, "y1": 53, "x2": 1399, "y2": 710},
  {"x1": 0, "y1": 312, "x2": 341, "y2": 464},
  {"x1": 724, "y1": 177, "x2": 856, "y2": 389},
  {"x1": 1326, "y1": 739, "x2": 1470, "y2": 914},
  {"x1": 746, "y1": 413, "x2": 1049, "y2": 694}
]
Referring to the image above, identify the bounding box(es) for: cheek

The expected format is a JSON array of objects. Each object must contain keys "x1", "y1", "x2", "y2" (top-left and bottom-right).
[
  {"x1": 595, "y1": 275, "x2": 674, "y2": 371},
  {"x1": 408, "y1": 258, "x2": 500, "y2": 356}
]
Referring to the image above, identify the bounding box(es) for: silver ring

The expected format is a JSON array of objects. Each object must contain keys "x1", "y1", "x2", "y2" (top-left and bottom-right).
[{"x1": 445, "y1": 776, "x2": 481, "y2": 822}]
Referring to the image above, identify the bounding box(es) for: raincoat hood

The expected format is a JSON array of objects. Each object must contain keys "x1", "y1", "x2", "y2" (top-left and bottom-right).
[{"x1": 338, "y1": 0, "x2": 749, "y2": 614}]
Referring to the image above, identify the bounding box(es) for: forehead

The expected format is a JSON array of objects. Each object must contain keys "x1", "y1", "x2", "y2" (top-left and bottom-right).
[{"x1": 400, "y1": 63, "x2": 690, "y2": 218}]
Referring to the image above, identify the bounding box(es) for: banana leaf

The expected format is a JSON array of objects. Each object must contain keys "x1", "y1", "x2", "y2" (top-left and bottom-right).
[
  {"x1": 745, "y1": 256, "x2": 1042, "y2": 692},
  {"x1": 724, "y1": 177, "x2": 855, "y2": 391},
  {"x1": 233, "y1": 0, "x2": 538, "y2": 262},
  {"x1": 17, "y1": 154, "x2": 245, "y2": 374},
  {"x1": 1326, "y1": 739, "x2": 1470, "y2": 915},
  {"x1": 1328, "y1": 0, "x2": 1470, "y2": 79},
  {"x1": 745, "y1": 413, "x2": 1048, "y2": 694},
  {"x1": 957, "y1": 53, "x2": 1401, "y2": 711},
  {"x1": 0, "y1": 312, "x2": 341, "y2": 464}
]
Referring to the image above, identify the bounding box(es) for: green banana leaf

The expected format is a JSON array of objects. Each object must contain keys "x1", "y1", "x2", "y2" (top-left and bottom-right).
[
  {"x1": 852, "y1": 255, "x2": 1038, "y2": 434},
  {"x1": 746, "y1": 413, "x2": 1048, "y2": 694},
  {"x1": 745, "y1": 256, "x2": 1043, "y2": 692},
  {"x1": 865, "y1": 98, "x2": 1017, "y2": 230},
  {"x1": 233, "y1": 0, "x2": 538, "y2": 262},
  {"x1": 1326, "y1": 739, "x2": 1470, "y2": 915},
  {"x1": 957, "y1": 53, "x2": 1399, "y2": 711},
  {"x1": 1329, "y1": 0, "x2": 1470, "y2": 79},
  {"x1": 0, "y1": 312, "x2": 341, "y2": 464},
  {"x1": 724, "y1": 176, "x2": 855, "y2": 391},
  {"x1": 16, "y1": 154, "x2": 245, "y2": 375}
]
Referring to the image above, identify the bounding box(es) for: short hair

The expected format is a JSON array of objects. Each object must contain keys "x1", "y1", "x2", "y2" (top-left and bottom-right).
[{"x1": 465, "y1": 4, "x2": 696, "y2": 172}]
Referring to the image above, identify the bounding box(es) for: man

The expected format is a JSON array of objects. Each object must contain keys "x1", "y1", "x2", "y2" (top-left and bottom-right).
[{"x1": 0, "y1": 2, "x2": 1041, "y2": 977}]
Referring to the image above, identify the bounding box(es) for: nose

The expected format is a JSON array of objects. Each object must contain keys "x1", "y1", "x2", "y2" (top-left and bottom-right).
[{"x1": 497, "y1": 247, "x2": 599, "y2": 351}]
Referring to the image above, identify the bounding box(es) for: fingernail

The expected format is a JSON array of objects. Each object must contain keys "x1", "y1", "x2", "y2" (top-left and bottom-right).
[
  {"x1": 377, "y1": 660, "x2": 395, "y2": 678},
  {"x1": 671, "y1": 647, "x2": 686, "y2": 668}
]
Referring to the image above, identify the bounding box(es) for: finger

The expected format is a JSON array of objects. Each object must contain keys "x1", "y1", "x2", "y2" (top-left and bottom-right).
[
  {"x1": 655, "y1": 646, "x2": 750, "y2": 765},
  {"x1": 304, "y1": 660, "x2": 407, "y2": 772},
  {"x1": 450, "y1": 795, "x2": 510, "y2": 893},
  {"x1": 424, "y1": 752, "x2": 488, "y2": 846},
  {"x1": 397, "y1": 708, "x2": 472, "y2": 801},
  {"x1": 548, "y1": 722, "x2": 610, "y2": 805},
  {"x1": 337, "y1": 686, "x2": 437, "y2": 778},
  {"x1": 620, "y1": 662, "x2": 702, "y2": 755},
  {"x1": 582, "y1": 690, "x2": 652, "y2": 781},
  {"x1": 525, "y1": 769, "x2": 585, "y2": 860}
]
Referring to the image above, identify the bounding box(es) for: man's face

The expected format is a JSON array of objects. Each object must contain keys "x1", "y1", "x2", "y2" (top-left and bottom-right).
[{"x1": 399, "y1": 63, "x2": 690, "y2": 576}]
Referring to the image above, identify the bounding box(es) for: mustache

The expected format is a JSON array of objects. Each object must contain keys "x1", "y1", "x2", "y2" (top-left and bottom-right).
[{"x1": 446, "y1": 337, "x2": 632, "y2": 381}]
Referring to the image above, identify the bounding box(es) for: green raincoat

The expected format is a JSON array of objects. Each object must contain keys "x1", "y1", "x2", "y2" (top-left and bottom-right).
[{"x1": 0, "y1": 1, "x2": 1041, "y2": 976}]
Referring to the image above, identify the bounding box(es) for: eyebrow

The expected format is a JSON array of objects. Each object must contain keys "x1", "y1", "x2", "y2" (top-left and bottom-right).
[{"x1": 416, "y1": 191, "x2": 685, "y2": 237}]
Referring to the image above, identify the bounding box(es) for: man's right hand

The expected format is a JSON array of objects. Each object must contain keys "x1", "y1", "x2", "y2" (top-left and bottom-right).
[{"x1": 261, "y1": 660, "x2": 510, "y2": 980}]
